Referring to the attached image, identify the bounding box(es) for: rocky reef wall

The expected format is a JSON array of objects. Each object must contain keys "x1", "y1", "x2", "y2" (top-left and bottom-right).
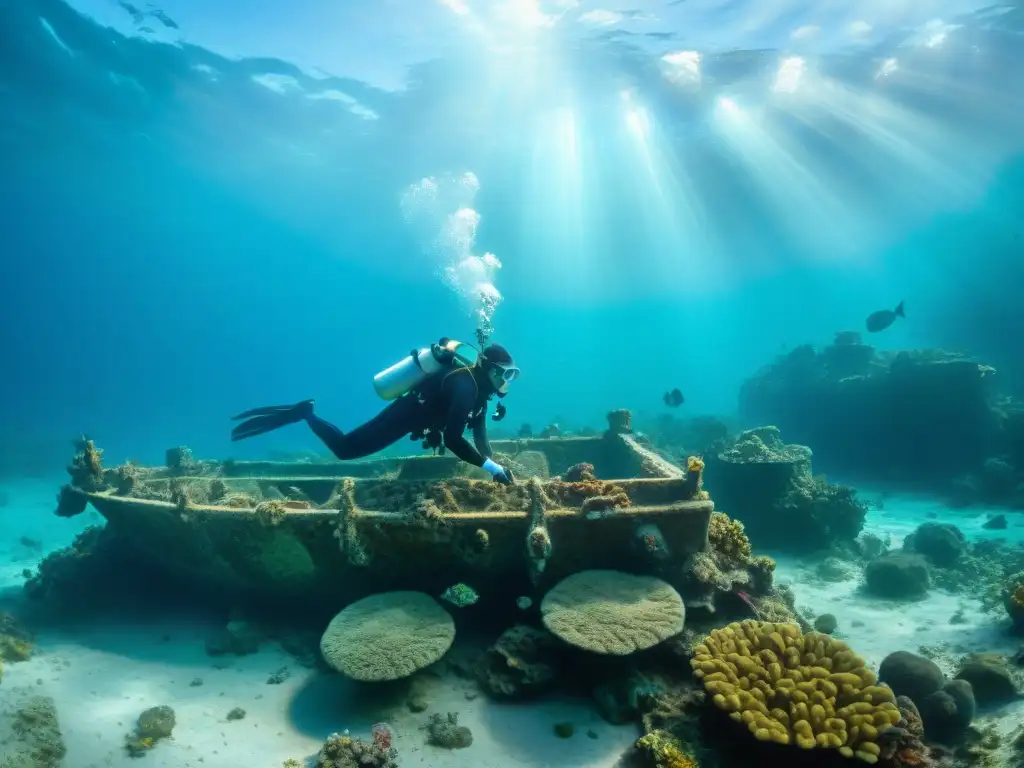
[{"x1": 738, "y1": 333, "x2": 1024, "y2": 505}]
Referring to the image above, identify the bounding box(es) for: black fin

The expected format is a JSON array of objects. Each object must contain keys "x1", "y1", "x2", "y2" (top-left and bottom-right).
[{"x1": 230, "y1": 400, "x2": 312, "y2": 441}]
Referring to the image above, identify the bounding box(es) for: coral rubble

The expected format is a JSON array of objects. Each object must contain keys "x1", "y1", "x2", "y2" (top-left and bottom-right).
[{"x1": 315, "y1": 729, "x2": 398, "y2": 767}]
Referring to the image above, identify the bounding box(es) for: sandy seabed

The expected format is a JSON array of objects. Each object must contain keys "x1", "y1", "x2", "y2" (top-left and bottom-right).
[{"x1": 1, "y1": 477, "x2": 1022, "y2": 767}]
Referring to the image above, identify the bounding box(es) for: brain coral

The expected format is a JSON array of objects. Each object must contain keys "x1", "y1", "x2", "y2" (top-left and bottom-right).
[
  {"x1": 691, "y1": 620, "x2": 900, "y2": 764},
  {"x1": 541, "y1": 569, "x2": 685, "y2": 655},
  {"x1": 320, "y1": 591, "x2": 455, "y2": 681}
]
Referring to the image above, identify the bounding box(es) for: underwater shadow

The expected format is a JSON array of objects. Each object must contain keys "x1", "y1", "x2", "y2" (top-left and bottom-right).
[
  {"x1": 23, "y1": 600, "x2": 230, "y2": 667},
  {"x1": 287, "y1": 670, "x2": 410, "y2": 740},
  {"x1": 477, "y1": 694, "x2": 637, "y2": 766}
]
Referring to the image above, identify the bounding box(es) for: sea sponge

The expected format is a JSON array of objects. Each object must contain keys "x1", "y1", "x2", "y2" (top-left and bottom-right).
[
  {"x1": 691, "y1": 620, "x2": 901, "y2": 763},
  {"x1": 541, "y1": 570, "x2": 685, "y2": 655},
  {"x1": 320, "y1": 591, "x2": 455, "y2": 682}
]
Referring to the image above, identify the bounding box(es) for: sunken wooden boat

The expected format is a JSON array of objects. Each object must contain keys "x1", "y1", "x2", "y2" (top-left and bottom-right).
[{"x1": 57, "y1": 414, "x2": 713, "y2": 603}]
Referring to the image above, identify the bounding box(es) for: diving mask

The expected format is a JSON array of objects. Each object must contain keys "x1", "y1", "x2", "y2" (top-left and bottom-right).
[{"x1": 492, "y1": 362, "x2": 520, "y2": 384}]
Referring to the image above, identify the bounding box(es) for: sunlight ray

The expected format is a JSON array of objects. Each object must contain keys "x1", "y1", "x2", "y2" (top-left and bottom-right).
[
  {"x1": 619, "y1": 89, "x2": 713, "y2": 288},
  {"x1": 779, "y1": 68, "x2": 992, "y2": 205},
  {"x1": 524, "y1": 104, "x2": 593, "y2": 299},
  {"x1": 714, "y1": 96, "x2": 859, "y2": 259}
]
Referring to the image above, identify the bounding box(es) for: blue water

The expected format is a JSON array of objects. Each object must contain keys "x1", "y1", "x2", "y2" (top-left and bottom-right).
[{"x1": 1, "y1": 0, "x2": 1022, "y2": 472}]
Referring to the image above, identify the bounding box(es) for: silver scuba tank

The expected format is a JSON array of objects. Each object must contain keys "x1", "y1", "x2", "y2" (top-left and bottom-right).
[{"x1": 372, "y1": 339, "x2": 477, "y2": 400}]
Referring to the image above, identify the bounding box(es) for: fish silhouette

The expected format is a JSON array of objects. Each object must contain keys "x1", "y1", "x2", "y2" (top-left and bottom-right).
[
  {"x1": 866, "y1": 301, "x2": 905, "y2": 333},
  {"x1": 663, "y1": 388, "x2": 685, "y2": 408}
]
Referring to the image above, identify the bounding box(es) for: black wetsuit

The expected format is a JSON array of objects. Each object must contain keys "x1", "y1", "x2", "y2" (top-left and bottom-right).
[{"x1": 304, "y1": 366, "x2": 495, "y2": 466}]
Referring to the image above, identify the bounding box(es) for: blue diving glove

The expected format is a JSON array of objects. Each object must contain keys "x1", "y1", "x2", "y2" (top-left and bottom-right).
[{"x1": 482, "y1": 458, "x2": 515, "y2": 485}]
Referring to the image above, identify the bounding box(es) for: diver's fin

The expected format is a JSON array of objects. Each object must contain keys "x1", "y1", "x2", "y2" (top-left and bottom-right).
[
  {"x1": 231, "y1": 403, "x2": 301, "y2": 421},
  {"x1": 230, "y1": 400, "x2": 313, "y2": 441},
  {"x1": 894, "y1": 300, "x2": 905, "y2": 318}
]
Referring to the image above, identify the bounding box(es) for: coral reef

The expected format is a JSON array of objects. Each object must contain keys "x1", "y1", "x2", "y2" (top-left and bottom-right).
[
  {"x1": 424, "y1": 712, "x2": 473, "y2": 749},
  {"x1": 707, "y1": 513, "x2": 751, "y2": 562},
  {"x1": 857, "y1": 522, "x2": 1024, "y2": 609},
  {"x1": 541, "y1": 570, "x2": 685, "y2": 655},
  {"x1": 738, "y1": 340, "x2": 1008, "y2": 496},
  {"x1": 319, "y1": 591, "x2": 455, "y2": 681},
  {"x1": 477, "y1": 624, "x2": 563, "y2": 700},
  {"x1": 691, "y1": 620, "x2": 901, "y2": 763},
  {"x1": 876, "y1": 696, "x2": 933, "y2": 767},
  {"x1": 440, "y1": 582, "x2": 479, "y2": 608},
  {"x1": 0, "y1": 612, "x2": 34, "y2": 675},
  {"x1": 903, "y1": 523, "x2": 967, "y2": 568},
  {"x1": 717, "y1": 427, "x2": 812, "y2": 464},
  {"x1": 1, "y1": 695, "x2": 67, "y2": 767},
  {"x1": 679, "y1": 510, "x2": 782, "y2": 619},
  {"x1": 124, "y1": 704, "x2": 176, "y2": 756},
  {"x1": 705, "y1": 427, "x2": 866, "y2": 552},
  {"x1": 864, "y1": 552, "x2": 931, "y2": 600},
  {"x1": 634, "y1": 729, "x2": 698, "y2": 767},
  {"x1": 955, "y1": 653, "x2": 1020, "y2": 708},
  {"x1": 315, "y1": 730, "x2": 398, "y2": 767},
  {"x1": 1005, "y1": 571, "x2": 1024, "y2": 633}
]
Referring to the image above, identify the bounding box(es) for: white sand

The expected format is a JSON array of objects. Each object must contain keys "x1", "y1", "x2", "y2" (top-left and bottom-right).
[{"x1": 2, "y1": 476, "x2": 1022, "y2": 766}]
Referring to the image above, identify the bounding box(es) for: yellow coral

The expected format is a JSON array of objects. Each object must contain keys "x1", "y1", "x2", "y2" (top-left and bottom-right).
[
  {"x1": 687, "y1": 456, "x2": 705, "y2": 473},
  {"x1": 0, "y1": 635, "x2": 33, "y2": 662},
  {"x1": 707, "y1": 512, "x2": 752, "y2": 561},
  {"x1": 690, "y1": 620, "x2": 900, "y2": 764}
]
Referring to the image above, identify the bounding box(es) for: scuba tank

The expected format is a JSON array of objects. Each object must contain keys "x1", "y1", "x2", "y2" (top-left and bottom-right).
[{"x1": 372, "y1": 338, "x2": 477, "y2": 400}]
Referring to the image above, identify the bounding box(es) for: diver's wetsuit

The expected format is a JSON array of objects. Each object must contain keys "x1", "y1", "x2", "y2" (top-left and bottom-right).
[{"x1": 231, "y1": 366, "x2": 495, "y2": 467}]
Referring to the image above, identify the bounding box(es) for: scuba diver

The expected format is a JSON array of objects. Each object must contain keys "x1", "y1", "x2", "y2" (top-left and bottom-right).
[{"x1": 229, "y1": 339, "x2": 520, "y2": 484}]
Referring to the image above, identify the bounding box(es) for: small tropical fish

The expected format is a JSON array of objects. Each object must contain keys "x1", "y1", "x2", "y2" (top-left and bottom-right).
[
  {"x1": 663, "y1": 388, "x2": 685, "y2": 407},
  {"x1": 865, "y1": 301, "x2": 905, "y2": 333}
]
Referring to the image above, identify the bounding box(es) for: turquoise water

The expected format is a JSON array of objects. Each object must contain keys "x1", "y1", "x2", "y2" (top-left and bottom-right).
[
  {"x1": 2, "y1": 0, "x2": 1022, "y2": 471},
  {"x1": 4, "y1": 7, "x2": 1024, "y2": 766}
]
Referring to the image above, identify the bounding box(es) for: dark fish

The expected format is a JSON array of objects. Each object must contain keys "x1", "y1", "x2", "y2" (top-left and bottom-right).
[
  {"x1": 865, "y1": 301, "x2": 905, "y2": 333},
  {"x1": 663, "y1": 388, "x2": 685, "y2": 407}
]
